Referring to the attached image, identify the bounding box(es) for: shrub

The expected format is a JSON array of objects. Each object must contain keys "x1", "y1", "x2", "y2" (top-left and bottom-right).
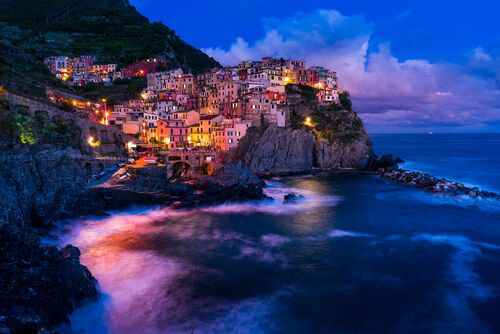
[
  {"x1": 14, "y1": 113, "x2": 37, "y2": 144},
  {"x1": 339, "y1": 91, "x2": 353, "y2": 111}
]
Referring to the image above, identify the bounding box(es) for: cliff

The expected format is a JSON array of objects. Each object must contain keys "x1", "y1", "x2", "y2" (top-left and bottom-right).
[
  {"x1": 236, "y1": 87, "x2": 377, "y2": 174},
  {"x1": 0, "y1": 230, "x2": 97, "y2": 333},
  {"x1": 0, "y1": 96, "x2": 130, "y2": 332},
  {"x1": 238, "y1": 126, "x2": 316, "y2": 174},
  {"x1": 0, "y1": 144, "x2": 102, "y2": 333}
]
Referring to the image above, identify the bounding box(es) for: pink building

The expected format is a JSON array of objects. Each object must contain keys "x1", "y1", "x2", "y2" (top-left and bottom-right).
[
  {"x1": 214, "y1": 118, "x2": 252, "y2": 152},
  {"x1": 158, "y1": 119, "x2": 189, "y2": 149}
]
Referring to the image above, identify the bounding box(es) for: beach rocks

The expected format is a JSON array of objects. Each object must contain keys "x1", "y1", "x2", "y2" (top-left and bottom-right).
[
  {"x1": 0, "y1": 225, "x2": 98, "y2": 333},
  {"x1": 378, "y1": 168, "x2": 500, "y2": 199},
  {"x1": 375, "y1": 154, "x2": 405, "y2": 169},
  {"x1": 196, "y1": 164, "x2": 266, "y2": 202},
  {"x1": 283, "y1": 193, "x2": 305, "y2": 203}
]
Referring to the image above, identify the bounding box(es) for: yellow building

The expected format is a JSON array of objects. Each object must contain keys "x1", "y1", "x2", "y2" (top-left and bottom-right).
[{"x1": 189, "y1": 114, "x2": 222, "y2": 147}]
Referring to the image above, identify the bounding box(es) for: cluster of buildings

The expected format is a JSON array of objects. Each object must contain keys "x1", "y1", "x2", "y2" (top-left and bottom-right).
[
  {"x1": 44, "y1": 56, "x2": 117, "y2": 86},
  {"x1": 44, "y1": 56, "x2": 167, "y2": 86},
  {"x1": 108, "y1": 57, "x2": 340, "y2": 153}
]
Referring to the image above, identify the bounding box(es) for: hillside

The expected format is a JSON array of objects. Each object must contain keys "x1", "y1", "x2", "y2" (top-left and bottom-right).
[{"x1": 0, "y1": 0, "x2": 220, "y2": 98}]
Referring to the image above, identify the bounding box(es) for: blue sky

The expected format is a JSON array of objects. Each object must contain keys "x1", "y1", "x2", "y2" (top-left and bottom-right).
[{"x1": 131, "y1": 0, "x2": 500, "y2": 133}]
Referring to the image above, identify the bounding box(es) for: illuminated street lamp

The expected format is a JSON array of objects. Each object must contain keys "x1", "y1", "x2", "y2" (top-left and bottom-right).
[
  {"x1": 304, "y1": 117, "x2": 313, "y2": 127},
  {"x1": 87, "y1": 136, "x2": 100, "y2": 147},
  {"x1": 100, "y1": 98, "x2": 108, "y2": 125}
]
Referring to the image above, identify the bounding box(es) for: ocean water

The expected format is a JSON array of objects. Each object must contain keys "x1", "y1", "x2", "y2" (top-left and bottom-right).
[
  {"x1": 47, "y1": 134, "x2": 500, "y2": 334},
  {"x1": 372, "y1": 133, "x2": 500, "y2": 192}
]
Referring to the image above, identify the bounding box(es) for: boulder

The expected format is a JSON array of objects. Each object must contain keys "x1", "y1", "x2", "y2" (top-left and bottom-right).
[
  {"x1": 0, "y1": 226, "x2": 98, "y2": 333},
  {"x1": 196, "y1": 164, "x2": 265, "y2": 201},
  {"x1": 283, "y1": 193, "x2": 305, "y2": 203},
  {"x1": 376, "y1": 155, "x2": 397, "y2": 168}
]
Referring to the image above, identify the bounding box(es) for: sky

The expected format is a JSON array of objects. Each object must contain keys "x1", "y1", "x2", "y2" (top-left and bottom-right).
[{"x1": 131, "y1": 0, "x2": 500, "y2": 133}]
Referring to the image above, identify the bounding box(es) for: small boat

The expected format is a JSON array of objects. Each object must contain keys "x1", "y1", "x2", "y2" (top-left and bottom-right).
[{"x1": 428, "y1": 131, "x2": 433, "y2": 135}]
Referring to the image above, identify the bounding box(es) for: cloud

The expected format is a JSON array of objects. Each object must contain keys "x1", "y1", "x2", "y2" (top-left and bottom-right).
[{"x1": 203, "y1": 9, "x2": 500, "y2": 132}]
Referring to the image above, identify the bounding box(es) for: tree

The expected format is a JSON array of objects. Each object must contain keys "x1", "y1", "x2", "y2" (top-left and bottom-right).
[
  {"x1": 339, "y1": 91, "x2": 353, "y2": 112},
  {"x1": 14, "y1": 113, "x2": 37, "y2": 144}
]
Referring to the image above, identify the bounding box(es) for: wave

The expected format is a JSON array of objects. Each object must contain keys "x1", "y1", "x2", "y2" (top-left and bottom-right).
[
  {"x1": 410, "y1": 233, "x2": 497, "y2": 332},
  {"x1": 327, "y1": 229, "x2": 373, "y2": 238},
  {"x1": 162, "y1": 181, "x2": 342, "y2": 216},
  {"x1": 375, "y1": 188, "x2": 500, "y2": 213}
]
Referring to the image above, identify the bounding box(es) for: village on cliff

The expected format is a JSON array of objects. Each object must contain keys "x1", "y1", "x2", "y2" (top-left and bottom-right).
[{"x1": 43, "y1": 55, "x2": 341, "y2": 158}]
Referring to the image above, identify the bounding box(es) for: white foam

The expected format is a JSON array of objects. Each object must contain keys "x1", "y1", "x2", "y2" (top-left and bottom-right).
[
  {"x1": 327, "y1": 229, "x2": 372, "y2": 238},
  {"x1": 411, "y1": 233, "x2": 497, "y2": 332},
  {"x1": 260, "y1": 234, "x2": 291, "y2": 247},
  {"x1": 375, "y1": 189, "x2": 500, "y2": 213}
]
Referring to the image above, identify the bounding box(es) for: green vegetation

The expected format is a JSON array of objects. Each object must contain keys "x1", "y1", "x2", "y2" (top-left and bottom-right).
[
  {"x1": 285, "y1": 84, "x2": 319, "y2": 103},
  {"x1": 285, "y1": 88, "x2": 365, "y2": 144},
  {"x1": 310, "y1": 109, "x2": 364, "y2": 143},
  {"x1": 14, "y1": 113, "x2": 37, "y2": 144},
  {"x1": 0, "y1": 101, "x2": 81, "y2": 147},
  {"x1": 74, "y1": 77, "x2": 147, "y2": 105},
  {"x1": 0, "y1": 0, "x2": 220, "y2": 73},
  {"x1": 339, "y1": 91, "x2": 353, "y2": 112},
  {"x1": 0, "y1": 39, "x2": 71, "y2": 98},
  {"x1": 0, "y1": 0, "x2": 219, "y2": 101}
]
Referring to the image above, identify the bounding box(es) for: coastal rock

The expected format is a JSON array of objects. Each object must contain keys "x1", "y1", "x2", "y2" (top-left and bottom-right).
[
  {"x1": 239, "y1": 126, "x2": 316, "y2": 174},
  {"x1": 0, "y1": 145, "x2": 91, "y2": 229},
  {"x1": 378, "y1": 168, "x2": 500, "y2": 199},
  {"x1": 0, "y1": 225, "x2": 98, "y2": 333},
  {"x1": 237, "y1": 124, "x2": 376, "y2": 175},
  {"x1": 376, "y1": 155, "x2": 399, "y2": 169},
  {"x1": 315, "y1": 136, "x2": 376, "y2": 170},
  {"x1": 196, "y1": 164, "x2": 265, "y2": 201},
  {"x1": 283, "y1": 193, "x2": 304, "y2": 203}
]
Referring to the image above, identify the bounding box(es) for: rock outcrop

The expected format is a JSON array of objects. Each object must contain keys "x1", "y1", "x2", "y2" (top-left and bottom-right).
[
  {"x1": 238, "y1": 126, "x2": 316, "y2": 174},
  {"x1": 378, "y1": 168, "x2": 500, "y2": 199},
  {"x1": 234, "y1": 88, "x2": 379, "y2": 175},
  {"x1": 94, "y1": 163, "x2": 266, "y2": 208},
  {"x1": 195, "y1": 164, "x2": 265, "y2": 202},
  {"x1": 0, "y1": 225, "x2": 97, "y2": 333},
  {"x1": 0, "y1": 143, "x2": 114, "y2": 333},
  {"x1": 236, "y1": 121, "x2": 376, "y2": 175},
  {"x1": 315, "y1": 135, "x2": 375, "y2": 170},
  {"x1": 0, "y1": 145, "x2": 90, "y2": 228}
]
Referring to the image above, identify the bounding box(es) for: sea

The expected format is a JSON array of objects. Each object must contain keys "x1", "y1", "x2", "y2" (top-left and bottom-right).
[{"x1": 46, "y1": 133, "x2": 500, "y2": 334}]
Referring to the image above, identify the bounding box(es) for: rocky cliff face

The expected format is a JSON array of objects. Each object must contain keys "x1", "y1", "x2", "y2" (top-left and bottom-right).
[
  {"x1": 314, "y1": 131, "x2": 375, "y2": 170},
  {"x1": 238, "y1": 126, "x2": 316, "y2": 173},
  {"x1": 0, "y1": 142, "x2": 111, "y2": 333},
  {"x1": 0, "y1": 228, "x2": 97, "y2": 333},
  {"x1": 237, "y1": 110, "x2": 376, "y2": 174},
  {"x1": 0, "y1": 145, "x2": 90, "y2": 228},
  {"x1": 235, "y1": 86, "x2": 378, "y2": 175}
]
